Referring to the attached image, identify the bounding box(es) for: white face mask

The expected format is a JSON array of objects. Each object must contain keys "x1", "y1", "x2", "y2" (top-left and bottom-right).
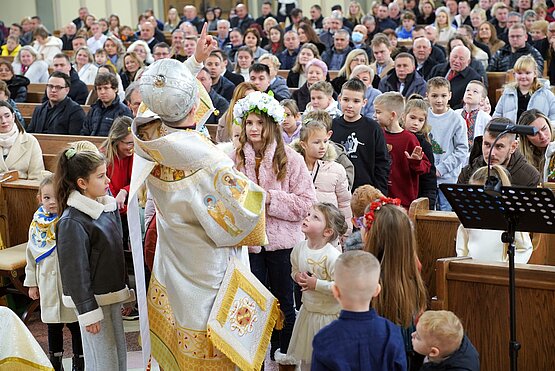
[{"x1": 351, "y1": 31, "x2": 364, "y2": 44}]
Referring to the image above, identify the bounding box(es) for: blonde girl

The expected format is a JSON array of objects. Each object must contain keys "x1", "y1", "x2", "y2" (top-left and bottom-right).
[
  {"x1": 456, "y1": 165, "x2": 533, "y2": 262},
  {"x1": 216, "y1": 81, "x2": 258, "y2": 143},
  {"x1": 292, "y1": 121, "x2": 352, "y2": 235},
  {"x1": 403, "y1": 95, "x2": 437, "y2": 209},
  {"x1": 347, "y1": 1, "x2": 365, "y2": 26},
  {"x1": 363, "y1": 200, "x2": 427, "y2": 369},
  {"x1": 25, "y1": 174, "x2": 84, "y2": 371},
  {"x1": 493, "y1": 55, "x2": 555, "y2": 125},
  {"x1": 434, "y1": 6, "x2": 456, "y2": 44},
  {"x1": 287, "y1": 202, "x2": 348, "y2": 369}
]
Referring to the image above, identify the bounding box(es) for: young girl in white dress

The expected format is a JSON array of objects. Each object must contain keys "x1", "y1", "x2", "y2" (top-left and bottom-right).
[{"x1": 287, "y1": 202, "x2": 347, "y2": 370}]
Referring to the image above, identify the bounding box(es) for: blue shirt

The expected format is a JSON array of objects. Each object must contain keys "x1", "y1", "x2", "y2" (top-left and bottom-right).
[{"x1": 312, "y1": 309, "x2": 407, "y2": 371}]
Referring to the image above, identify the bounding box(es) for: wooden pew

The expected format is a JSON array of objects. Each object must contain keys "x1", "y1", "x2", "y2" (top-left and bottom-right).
[
  {"x1": 0, "y1": 56, "x2": 15, "y2": 64},
  {"x1": 432, "y1": 257, "x2": 555, "y2": 371},
  {"x1": 26, "y1": 84, "x2": 95, "y2": 104},
  {"x1": 33, "y1": 133, "x2": 105, "y2": 172},
  {"x1": 487, "y1": 71, "x2": 507, "y2": 107},
  {"x1": 0, "y1": 179, "x2": 40, "y2": 247},
  {"x1": 16, "y1": 102, "x2": 91, "y2": 122}
]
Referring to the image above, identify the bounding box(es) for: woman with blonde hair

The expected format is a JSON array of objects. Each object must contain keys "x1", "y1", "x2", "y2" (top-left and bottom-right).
[
  {"x1": 12, "y1": 45, "x2": 49, "y2": 83},
  {"x1": 164, "y1": 8, "x2": 180, "y2": 32},
  {"x1": 493, "y1": 55, "x2": 555, "y2": 125},
  {"x1": 347, "y1": 1, "x2": 365, "y2": 26},
  {"x1": 476, "y1": 21, "x2": 505, "y2": 55},
  {"x1": 216, "y1": 82, "x2": 258, "y2": 143},
  {"x1": 331, "y1": 49, "x2": 369, "y2": 94},
  {"x1": 103, "y1": 35, "x2": 126, "y2": 72},
  {"x1": 127, "y1": 40, "x2": 153, "y2": 65},
  {"x1": 434, "y1": 6, "x2": 456, "y2": 44},
  {"x1": 287, "y1": 42, "x2": 321, "y2": 88},
  {"x1": 517, "y1": 109, "x2": 555, "y2": 179},
  {"x1": 73, "y1": 47, "x2": 98, "y2": 85},
  {"x1": 119, "y1": 51, "x2": 144, "y2": 90}
]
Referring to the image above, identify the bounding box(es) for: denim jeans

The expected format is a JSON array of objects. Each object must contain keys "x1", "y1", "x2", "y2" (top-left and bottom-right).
[
  {"x1": 436, "y1": 188, "x2": 453, "y2": 211},
  {"x1": 79, "y1": 303, "x2": 127, "y2": 370},
  {"x1": 249, "y1": 248, "x2": 296, "y2": 353}
]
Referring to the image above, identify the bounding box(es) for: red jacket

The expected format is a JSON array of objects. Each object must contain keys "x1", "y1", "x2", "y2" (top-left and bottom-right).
[{"x1": 107, "y1": 154, "x2": 133, "y2": 214}]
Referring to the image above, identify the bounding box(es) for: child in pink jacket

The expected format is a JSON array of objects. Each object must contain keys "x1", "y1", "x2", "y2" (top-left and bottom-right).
[{"x1": 233, "y1": 91, "x2": 317, "y2": 363}]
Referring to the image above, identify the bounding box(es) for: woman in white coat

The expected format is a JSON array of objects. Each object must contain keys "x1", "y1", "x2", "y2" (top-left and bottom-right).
[
  {"x1": 12, "y1": 46, "x2": 49, "y2": 83},
  {"x1": 31, "y1": 26, "x2": 63, "y2": 66},
  {"x1": 0, "y1": 101, "x2": 44, "y2": 179},
  {"x1": 73, "y1": 46, "x2": 98, "y2": 85}
]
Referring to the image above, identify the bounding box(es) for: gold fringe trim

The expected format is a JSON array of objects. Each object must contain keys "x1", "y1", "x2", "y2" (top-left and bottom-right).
[
  {"x1": 209, "y1": 299, "x2": 280, "y2": 371},
  {"x1": 216, "y1": 269, "x2": 268, "y2": 326},
  {"x1": 0, "y1": 357, "x2": 54, "y2": 370}
]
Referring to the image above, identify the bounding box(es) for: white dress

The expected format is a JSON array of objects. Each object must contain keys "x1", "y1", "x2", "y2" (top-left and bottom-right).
[{"x1": 288, "y1": 240, "x2": 341, "y2": 363}]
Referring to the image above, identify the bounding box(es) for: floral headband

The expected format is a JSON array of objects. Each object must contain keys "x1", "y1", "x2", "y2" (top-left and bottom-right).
[
  {"x1": 233, "y1": 91, "x2": 285, "y2": 127},
  {"x1": 363, "y1": 197, "x2": 401, "y2": 229}
]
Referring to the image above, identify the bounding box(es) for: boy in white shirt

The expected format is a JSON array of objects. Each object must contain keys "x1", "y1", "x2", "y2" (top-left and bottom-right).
[{"x1": 304, "y1": 81, "x2": 342, "y2": 119}]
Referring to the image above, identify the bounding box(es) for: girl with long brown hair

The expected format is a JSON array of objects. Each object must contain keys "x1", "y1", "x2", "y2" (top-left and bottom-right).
[{"x1": 233, "y1": 91, "x2": 316, "y2": 364}]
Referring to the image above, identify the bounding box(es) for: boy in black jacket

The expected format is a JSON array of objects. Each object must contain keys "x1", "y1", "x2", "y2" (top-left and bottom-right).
[
  {"x1": 412, "y1": 310, "x2": 480, "y2": 371},
  {"x1": 330, "y1": 78, "x2": 390, "y2": 194}
]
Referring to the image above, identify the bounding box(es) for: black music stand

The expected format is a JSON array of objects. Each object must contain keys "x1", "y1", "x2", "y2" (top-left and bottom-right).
[{"x1": 440, "y1": 184, "x2": 555, "y2": 371}]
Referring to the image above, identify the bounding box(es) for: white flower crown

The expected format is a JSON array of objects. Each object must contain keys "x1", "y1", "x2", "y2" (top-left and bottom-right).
[{"x1": 233, "y1": 91, "x2": 286, "y2": 126}]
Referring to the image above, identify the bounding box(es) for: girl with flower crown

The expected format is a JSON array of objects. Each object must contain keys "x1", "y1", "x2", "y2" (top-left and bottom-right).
[
  {"x1": 361, "y1": 199, "x2": 427, "y2": 369},
  {"x1": 233, "y1": 91, "x2": 317, "y2": 365}
]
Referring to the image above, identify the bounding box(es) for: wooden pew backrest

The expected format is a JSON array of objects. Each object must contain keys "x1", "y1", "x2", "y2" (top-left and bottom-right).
[{"x1": 432, "y1": 257, "x2": 555, "y2": 371}]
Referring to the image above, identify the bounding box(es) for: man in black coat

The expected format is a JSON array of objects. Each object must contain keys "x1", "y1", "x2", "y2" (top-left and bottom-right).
[
  {"x1": 411, "y1": 37, "x2": 439, "y2": 80},
  {"x1": 429, "y1": 46, "x2": 481, "y2": 109},
  {"x1": 81, "y1": 73, "x2": 132, "y2": 136},
  {"x1": 205, "y1": 52, "x2": 235, "y2": 102},
  {"x1": 28, "y1": 71, "x2": 85, "y2": 134},
  {"x1": 230, "y1": 4, "x2": 255, "y2": 33},
  {"x1": 255, "y1": 1, "x2": 276, "y2": 27},
  {"x1": 51, "y1": 53, "x2": 89, "y2": 104},
  {"x1": 197, "y1": 68, "x2": 229, "y2": 125}
]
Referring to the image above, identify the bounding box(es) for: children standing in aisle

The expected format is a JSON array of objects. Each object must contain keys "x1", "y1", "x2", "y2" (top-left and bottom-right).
[
  {"x1": 55, "y1": 145, "x2": 133, "y2": 370},
  {"x1": 287, "y1": 203, "x2": 348, "y2": 369},
  {"x1": 330, "y1": 78, "x2": 390, "y2": 194},
  {"x1": 363, "y1": 200, "x2": 428, "y2": 370},
  {"x1": 374, "y1": 92, "x2": 431, "y2": 208},
  {"x1": 425, "y1": 77, "x2": 469, "y2": 210},
  {"x1": 455, "y1": 80, "x2": 491, "y2": 149},
  {"x1": 402, "y1": 95, "x2": 437, "y2": 209},
  {"x1": 280, "y1": 99, "x2": 302, "y2": 144},
  {"x1": 233, "y1": 91, "x2": 316, "y2": 363},
  {"x1": 311, "y1": 250, "x2": 407, "y2": 371},
  {"x1": 292, "y1": 120, "x2": 352, "y2": 235},
  {"x1": 24, "y1": 174, "x2": 84, "y2": 371}
]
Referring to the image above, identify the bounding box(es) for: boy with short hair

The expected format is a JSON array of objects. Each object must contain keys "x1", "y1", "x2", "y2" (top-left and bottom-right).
[
  {"x1": 312, "y1": 250, "x2": 407, "y2": 370},
  {"x1": 426, "y1": 77, "x2": 469, "y2": 210},
  {"x1": 374, "y1": 92, "x2": 430, "y2": 208},
  {"x1": 94, "y1": 48, "x2": 109, "y2": 67},
  {"x1": 305, "y1": 81, "x2": 341, "y2": 119},
  {"x1": 331, "y1": 78, "x2": 390, "y2": 194},
  {"x1": 81, "y1": 73, "x2": 132, "y2": 136},
  {"x1": 455, "y1": 80, "x2": 491, "y2": 149},
  {"x1": 412, "y1": 310, "x2": 480, "y2": 370},
  {"x1": 396, "y1": 11, "x2": 416, "y2": 41},
  {"x1": 249, "y1": 63, "x2": 288, "y2": 101}
]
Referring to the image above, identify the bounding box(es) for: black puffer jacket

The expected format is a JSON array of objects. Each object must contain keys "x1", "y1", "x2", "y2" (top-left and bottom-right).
[
  {"x1": 80, "y1": 95, "x2": 132, "y2": 136},
  {"x1": 6, "y1": 75, "x2": 30, "y2": 103}
]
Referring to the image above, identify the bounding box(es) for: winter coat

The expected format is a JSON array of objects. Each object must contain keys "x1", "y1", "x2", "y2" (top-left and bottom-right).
[
  {"x1": 458, "y1": 149, "x2": 541, "y2": 187},
  {"x1": 24, "y1": 208, "x2": 77, "y2": 323},
  {"x1": 234, "y1": 141, "x2": 317, "y2": 252},
  {"x1": 332, "y1": 142, "x2": 355, "y2": 190},
  {"x1": 291, "y1": 140, "x2": 353, "y2": 232},
  {"x1": 429, "y1": 64, "x2": 482, "y2": 109},
  {"x1": 13, "y1": 60, "x2": 49, "y2": 83},
  {"x1": 488, "y1": 43, "x2": 544, "y2": 75},
  {"x1": 27, "y1": 96, "x2": 85, "y2": 134},
  {"x1": 493, "y1": 85, "x2": 555, "y2": 126},
  {"x1": 378, "y1": 70, "x2": 427, "y2": 97},
  {"x1": 0, "y1": 131, "x2": 44, "y2": 179},
  {"x1": 76, "y1": 63, "x2": 98, "y2": 85},
  {"x1": 5, "y1": 75, "x2": 29, "y2": 103},
  {"x1": 292, "y1": 82, "x2": 311, "y2": 112},
  {"x1": 33, "y1": 36, "x2": 63, "y2": 66},
  {"x1": 543, "y1": 141, "x2": 555, "y2": 182},
  {"x1": 57, "y1": 191, "x2": 133, "y2": 327},
  {"x1": 420, "y1": 335, "x2": 480, "y2": 371},
  {"x1": 270, "y1": 76, "x2": 291, "y2": 100},
  {"x1": 68, "y1": 68, "x2": 89, "y2": 105},
  {"x1": 322, "y1": 46, "x2": 354, "y2": 71},
  {"x1": 81, "y1": 95, "x2": 132, "y2": 136}
]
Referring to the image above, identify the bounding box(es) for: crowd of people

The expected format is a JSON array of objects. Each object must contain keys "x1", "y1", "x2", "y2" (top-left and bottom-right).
[{"x1": 0, "y1": 1, "x2": 552, "y2": 370}]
